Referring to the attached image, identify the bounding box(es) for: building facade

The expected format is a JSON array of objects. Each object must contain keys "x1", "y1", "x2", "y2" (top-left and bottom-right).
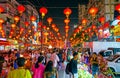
[
  {"x1": 0, "y1": 0, "x2": 39, "y2": 39},
  {"x1": 78, "y1": 0, "x2": 120, "y2": 24}
]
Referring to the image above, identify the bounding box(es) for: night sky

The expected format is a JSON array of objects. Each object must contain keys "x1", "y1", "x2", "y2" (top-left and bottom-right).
[{"x1": 17, "y1": 0, "x2": 89, "y2": 37}]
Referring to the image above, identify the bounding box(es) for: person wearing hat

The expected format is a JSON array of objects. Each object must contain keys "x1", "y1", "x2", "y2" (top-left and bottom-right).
[{"x1": 7, "y1": 57, "x2": 32, "y2": 78}]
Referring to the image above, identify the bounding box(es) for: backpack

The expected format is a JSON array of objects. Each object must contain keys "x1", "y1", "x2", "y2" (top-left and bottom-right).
[{"x1": 65, "y1": 62, "x2": 70, "y2": 74}]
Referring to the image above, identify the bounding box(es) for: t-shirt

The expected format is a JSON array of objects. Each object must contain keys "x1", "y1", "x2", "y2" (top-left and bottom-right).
[
  {"x1": 69, "y1": 59, "x2": 78, "y2": 74},
  {"x1": 50, "y1": 53, "x2": 59, "y2": 68},
  {"x1": 7, "y1": 68, "x2": 31, "y2": 78},
  {"x1": 32, "y1": 64, "x2": 45, "y2": 78},
  {"x1": 44, "y1": 69, "x2": 57, "y2": 78}
]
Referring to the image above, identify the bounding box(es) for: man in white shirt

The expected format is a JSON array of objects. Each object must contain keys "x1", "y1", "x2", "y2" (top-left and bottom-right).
[{"x1": 50, "y1": 49, "x2": 60, "y2": 68}]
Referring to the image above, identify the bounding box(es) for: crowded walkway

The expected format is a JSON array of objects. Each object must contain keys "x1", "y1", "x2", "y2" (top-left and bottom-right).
[{"x1": 0, "y1": 48, "x2": 115, "y2": 78}]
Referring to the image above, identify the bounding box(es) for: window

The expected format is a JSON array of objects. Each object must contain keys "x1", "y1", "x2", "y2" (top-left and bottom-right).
[
  {"x1": 116, "y1": 58, "x2": 120, "y2": 63},
  {"x1": 104, "y1": 51, "x2": 112, "y2": 57}
]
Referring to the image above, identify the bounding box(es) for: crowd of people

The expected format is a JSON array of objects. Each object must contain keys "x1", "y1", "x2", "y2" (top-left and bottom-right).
[{"x1": 0, "y1": 48, "x2": 108, "y2": 78}]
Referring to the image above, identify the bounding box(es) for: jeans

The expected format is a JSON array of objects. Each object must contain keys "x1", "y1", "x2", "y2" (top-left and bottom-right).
[
  {"x1": 69, "y1": 73, "x2": 78, "y2": 78},
  {"x1": 74, "y1": 73, "x2": 78, "y2": 78},
  {"x1": 91, "y1": 65, "x2": 99, "y2": 77}
]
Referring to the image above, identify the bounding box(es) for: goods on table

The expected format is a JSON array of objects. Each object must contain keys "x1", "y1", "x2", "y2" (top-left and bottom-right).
[{"x1": 78, "y1": 63, "x2": 92, "y2": 78}]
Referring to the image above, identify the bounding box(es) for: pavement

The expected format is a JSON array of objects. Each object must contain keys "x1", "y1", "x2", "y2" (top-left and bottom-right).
[{"x1": 58, "y1": 70, "x2": 69, "y2": 78}]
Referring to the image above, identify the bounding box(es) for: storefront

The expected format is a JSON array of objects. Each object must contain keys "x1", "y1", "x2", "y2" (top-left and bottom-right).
[{"x1": 0, "y1": 38, "x2": 10, "y2": 51}]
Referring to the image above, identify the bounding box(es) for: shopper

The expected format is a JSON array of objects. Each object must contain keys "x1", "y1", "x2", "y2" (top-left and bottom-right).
[
  {"x1": 90, "y1": 52, "x2": 99, "y2": 78},
  {"x1": 69, "y1": 52, "x2": 78, "y2": 78},
  {"x1": 7, "y1": 57, "x2": 32, "y2": 78},
  {"x1": 32, "y1": 56, "x2": 45, "y2": 78},
  {"x1": 44, "y1": 60, "x2": 58, "y2": 78},
  {"x1": 50, "y1": 48, "x2": 59, "y2": 68},
  {"x1": 98, "y1": 52, "x2": 107, "y2": 72}
]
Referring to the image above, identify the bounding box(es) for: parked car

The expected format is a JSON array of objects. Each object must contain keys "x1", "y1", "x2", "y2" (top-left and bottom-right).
[{"x1": 107, "y1": 55, "x2": 120, "y2": 73}]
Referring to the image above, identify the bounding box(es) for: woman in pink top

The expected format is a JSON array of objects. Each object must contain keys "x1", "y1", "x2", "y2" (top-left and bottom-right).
[{"x1": 32, "y1": 56, "x2": 45, "y2": 78}]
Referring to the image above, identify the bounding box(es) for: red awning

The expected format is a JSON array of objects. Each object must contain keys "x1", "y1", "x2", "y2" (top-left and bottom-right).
[{"x1": 0, "y1": 40, "x2": 10, "y2": 45}]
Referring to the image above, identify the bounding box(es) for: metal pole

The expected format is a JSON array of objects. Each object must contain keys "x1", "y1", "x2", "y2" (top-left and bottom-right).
[{"x1": 41, "y1": 20, "x2": 43, "y2": 52}]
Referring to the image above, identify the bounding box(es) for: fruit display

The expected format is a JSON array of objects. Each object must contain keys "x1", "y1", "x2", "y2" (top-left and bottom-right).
[{"x1": 78, "y1": 63, "x2": 92, "y2": 78}]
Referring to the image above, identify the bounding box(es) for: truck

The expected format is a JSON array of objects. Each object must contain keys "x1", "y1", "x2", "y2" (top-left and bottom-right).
[{"x1": 83, "y1": 42, "x2": 120, "y2": 58}]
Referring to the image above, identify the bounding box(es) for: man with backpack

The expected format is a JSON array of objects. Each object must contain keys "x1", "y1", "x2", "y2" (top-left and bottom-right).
[{"x1": 65, "y1": 52, "x2": 78, "y2": 78}]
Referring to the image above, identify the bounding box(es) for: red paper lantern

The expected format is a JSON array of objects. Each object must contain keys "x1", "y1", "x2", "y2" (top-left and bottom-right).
[
  {"x1": 0, "y1": 25, "x2": 2, "y2": 30},
  {"x1": 32, "y1": 26, "x2": 35, "y2": 29},
  {"x1": 0, "y1": 6, "x2": 4, "y2": 13},
  {"x1": 118, "y1": 21, "x2": 120, "y2": 25},
  {"x1": 116, "y1": 15, "x2": 120, "y2": 20},
  {"x1": 52, "y1": 24, "x2": 56, "y2": 28},
  {"x1": 57, "y1": 32, "x2": 60, "y2": 36},
  {"x1": 65, "y1": 25, "x2": 70, "y2": 29},
  {"x1": 0, "y1": 18, "x2": 4, "y2": 24},
  {"x1": 28, "y1": 30, "x2": 31, "y2": 33},
  {"x1": 43, "y1": 25, "x2": 46, "y2": 29},
  {"x1": 38, "y1": 22, "x2": 42, "y2": 26},
  {"x1": 98, "y1": 16, "x2": 106, "y2": 24},
  {"x1": 115, "y1": 4, "x2": 120, "y2": 12},
  {"x1": 66, "y1": 33, "x2": 68, "y2": 37},
  {"x1": 20, "y1": 28, "x2": 24, "y2": 31},
  {"x1": 89, "y1": 7, "x2": 98, "y2": 16},
  {"x1": 63, "y1": 7, "x2": 72, "y2": 18},
  {"x1": 84, "y1": 30, "x2": 87, "y2": 33},
  {"x1": 104, "y1": 22, "x2": 109, "y2": 29},
  {"x1": 47, "y1": 27, "x2": 50, "y2": 30},
  {"x1": 74, "y1": 28, "x2": 79, "y2": 33},
  {"x1": 10, "y1": 30, "x2": 14, "y2": 34},
  {"x1": 39, "y1": 7, "x2": 48, "y2": 17},
  {"x1": 64, "y1": 19, "x2": 70, "y2": 25},
  {"x1": 55, "y1": 28, "x2": 59, "y2": 32},
  {"x1": 14, "y1": 16, "x2": 20, "y2": 22},
  {"x1": 82, "y1": 18, "x2": 87, "y2": 25},
  {"x1": 24, "y1": 21, "x2": 29, "y2": 27},
  {"x1": 11, "y1": 24, "x2": 16, "y2": 28},
  {"x1": 65, "y1": 26, "x2": 70, "y2": 33},
  {"x1": 17, "y1": 5, "x2": 25, "y2": 14},
  {"x1": 78, "y1": 26, "x2": 82, "y2": 30},
  {"x1": 87, "y1": 28, "x2": 91, "y2": 32},
  {"x1": 30, "y1": 16, "x2": 36, "y2": 22},
  {"x1": 47, "y1": 17, "x2": 53, "y2": 24},
  {"x1": 92, "y1": 25, "x2": 96, "y2": 30}
]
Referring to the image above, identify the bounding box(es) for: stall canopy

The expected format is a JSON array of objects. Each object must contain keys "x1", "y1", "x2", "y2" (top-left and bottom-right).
[{"x1": 0, "y1": 40, "x2": 10, "y2": 45}]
